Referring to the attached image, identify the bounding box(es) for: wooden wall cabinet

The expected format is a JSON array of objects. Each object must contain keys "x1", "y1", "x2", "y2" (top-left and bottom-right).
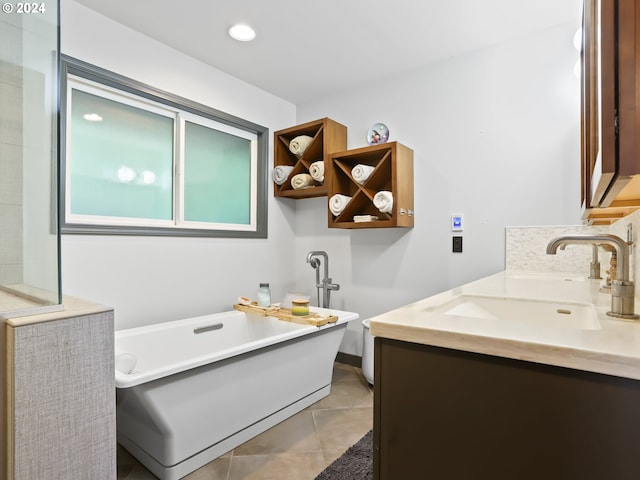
[
  {"x1": 327, "y1": 141, "x2": 414, "y2": 229},
  {"x1": 273, "y1": 117, "x2": 347, "y2": 199},
  {"x1": 582, "y1": 0, "x2": 640, "y2": 224}
]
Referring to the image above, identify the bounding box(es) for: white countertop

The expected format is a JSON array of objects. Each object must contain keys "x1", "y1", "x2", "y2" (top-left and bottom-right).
[{"x1": 369, "y1": 271, "x2": 640, "y2": 381}]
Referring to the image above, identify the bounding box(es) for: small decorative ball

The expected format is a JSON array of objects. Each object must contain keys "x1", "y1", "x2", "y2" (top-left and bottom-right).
[{"x1": 367, "y1": 122, "x2": 389, "y2": 145}]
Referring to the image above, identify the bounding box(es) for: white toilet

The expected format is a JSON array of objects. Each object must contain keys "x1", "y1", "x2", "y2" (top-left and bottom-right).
[{"x1": 361, "y1": 319, "x2": 374, "y2": 384}]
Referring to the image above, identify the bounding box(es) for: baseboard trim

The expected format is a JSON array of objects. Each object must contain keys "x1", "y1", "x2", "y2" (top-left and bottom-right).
[{"x1": 336, "y1": 352, "x2": 362, "y2": 368}]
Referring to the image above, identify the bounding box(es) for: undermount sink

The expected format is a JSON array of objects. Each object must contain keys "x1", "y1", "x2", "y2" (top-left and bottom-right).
[{"x1": 427, "y1": 294, "x2": 600, "y2": 330}]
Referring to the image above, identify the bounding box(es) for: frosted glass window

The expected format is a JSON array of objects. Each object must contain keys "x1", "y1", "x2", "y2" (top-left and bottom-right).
[
  {"x1": 60, "y1": 56, "x2": 268, "y2": 238},
  {"x1": 183, "y1": 121, "x2": 252, "y2": 224},
  {"x1": 69, "y1": 90, "x2": 174, "y2": 221}
]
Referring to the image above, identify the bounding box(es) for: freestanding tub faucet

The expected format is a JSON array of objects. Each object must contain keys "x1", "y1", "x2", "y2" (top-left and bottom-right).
[
  {"x1": 306, "y1": 251, "x2": 340, "y2": 308},
  {"x1": 546, "y1": 234, "x2": 638, "y2": 319}
]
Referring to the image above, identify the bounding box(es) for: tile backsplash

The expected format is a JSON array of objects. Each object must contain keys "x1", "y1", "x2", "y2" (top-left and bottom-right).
[
  {"x1": 506, "y1": 224, "x2": 610, "y2": 275},
  {"x1": 506, "y1": 209, "x2": 640, "y2": 297}
]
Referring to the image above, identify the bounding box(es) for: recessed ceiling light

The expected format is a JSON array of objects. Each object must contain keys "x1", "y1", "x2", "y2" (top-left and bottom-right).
[{"x1": 229, "y1": 24, "x2": 256, "y2": 42}]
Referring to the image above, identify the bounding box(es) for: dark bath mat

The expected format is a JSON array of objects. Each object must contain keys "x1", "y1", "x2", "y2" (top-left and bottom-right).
[{"x1": 314, "y1": 429, "x2": 373, "y2": 480}]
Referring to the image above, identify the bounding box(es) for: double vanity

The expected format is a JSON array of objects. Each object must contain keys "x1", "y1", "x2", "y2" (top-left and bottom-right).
[{"x1": 370, "y1": 234, "x2": 640, "y2": 480}]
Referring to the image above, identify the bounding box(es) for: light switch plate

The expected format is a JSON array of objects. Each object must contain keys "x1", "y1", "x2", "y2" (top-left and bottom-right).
[{"x1": 453, "y1": 236, "x2": 463, "y2": 253}]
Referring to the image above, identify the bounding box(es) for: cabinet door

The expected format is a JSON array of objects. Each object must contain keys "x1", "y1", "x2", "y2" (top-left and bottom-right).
[
  {"x1": 616, "y1": 0, "x2": 640, "y2": 181},
  {"x1": 583, "y1": 0, "x2": 640, "y2": 215},
  {"x1": 374, "y1": 337, "x2": 640, "y2": 480},
  {"x1": 582, "y1": 0, "x2": 616, "y2": 208}
]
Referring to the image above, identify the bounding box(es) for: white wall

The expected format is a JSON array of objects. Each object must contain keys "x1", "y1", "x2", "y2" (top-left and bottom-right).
[
  {"x1": 295, "y1": 22, "x2": 583, "y2": 355},
  {"x1": 60, "y1": 2, "x2": 582, "y2": 357},
  {"x1": 60, "y1": 1, "x2": 298, "y2": 330}
]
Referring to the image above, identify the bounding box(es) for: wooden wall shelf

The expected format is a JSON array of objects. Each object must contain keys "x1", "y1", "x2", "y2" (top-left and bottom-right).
[
  {"x1": 327, "y1": 141, "x2": 414, "y2": 229},
  {"x1": 273, "y1": 117, "x2": 347, "y2": 199}
]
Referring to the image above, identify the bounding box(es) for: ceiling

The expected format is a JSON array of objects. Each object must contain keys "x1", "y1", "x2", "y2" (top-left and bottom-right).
[{"x1": 72, "y1": 0, "x2": 583, "y2": 105}]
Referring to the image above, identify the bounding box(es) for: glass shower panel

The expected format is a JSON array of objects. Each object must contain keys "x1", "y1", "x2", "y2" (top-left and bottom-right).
[{"x1": 0, "y1": 1, "x2": 61, "y2": 315}]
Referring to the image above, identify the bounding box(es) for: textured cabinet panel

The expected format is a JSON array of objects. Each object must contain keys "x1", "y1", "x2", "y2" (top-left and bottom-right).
[{"x1": 8, "y1": 311, "x2": 116, "y2": 479}]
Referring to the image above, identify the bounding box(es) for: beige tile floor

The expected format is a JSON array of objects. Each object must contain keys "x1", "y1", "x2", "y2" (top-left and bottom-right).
[{"x1": 117, "y1": 362, "x2": 373, "y2": 480}]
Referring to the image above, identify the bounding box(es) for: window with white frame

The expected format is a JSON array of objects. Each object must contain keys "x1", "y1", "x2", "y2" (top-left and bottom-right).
[{"x1": 60, "y1": 56, "x2": 268, "y2": 238}]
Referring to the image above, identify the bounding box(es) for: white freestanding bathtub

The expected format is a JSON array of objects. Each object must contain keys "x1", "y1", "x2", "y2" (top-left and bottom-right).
[{"x1": 114, "y1": 307, "x2": 358, "y2": 480}]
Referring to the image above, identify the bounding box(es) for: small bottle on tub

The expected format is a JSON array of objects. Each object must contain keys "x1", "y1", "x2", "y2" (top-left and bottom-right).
[{"x1": 257, "y1": 283, "x2": 271, "y2": 307}]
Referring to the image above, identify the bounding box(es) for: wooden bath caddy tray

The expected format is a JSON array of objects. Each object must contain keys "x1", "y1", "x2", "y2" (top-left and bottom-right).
[{"x1": 233, "y1": 303, "x2": 338, "y2": 327}]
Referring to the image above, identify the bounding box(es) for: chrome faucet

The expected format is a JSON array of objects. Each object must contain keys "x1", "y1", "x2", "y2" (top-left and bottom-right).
[
  {"x1": 546, "y1": 234, "x2": 638, "y2": 319},
  {"x1": 306, "y1": 251, "x2": 340, "y2": 308}
]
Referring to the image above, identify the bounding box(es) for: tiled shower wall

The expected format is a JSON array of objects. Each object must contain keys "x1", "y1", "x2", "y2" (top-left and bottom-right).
[{"x1": 0, "y1": 14, "x2": 23, "y2": 284}]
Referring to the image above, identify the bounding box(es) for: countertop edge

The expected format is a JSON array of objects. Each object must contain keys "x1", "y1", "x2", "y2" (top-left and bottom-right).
[
  {"x1": 4, "y1": 296, "x2": 113, "y2": 327},
  {"x1": 371, "y1": 322, "x2": 640, "y2": 381}
]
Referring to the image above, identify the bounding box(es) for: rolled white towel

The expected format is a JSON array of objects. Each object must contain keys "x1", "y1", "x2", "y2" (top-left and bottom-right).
[
  {"x1": 289, "y1": 135, "x2": 314, "y2": 157},
  {"x1": 291, "y1": 173, "x2": 315, "y2": 189},
  {"x1": 309, "y1": 161, "x2": 325, "y2": 183},
  {"x1": 329, "y1": 194, "x2": 352, "y2": 216},
  {"x1": 373, "y1": 191, "x2": 393, "y2": 214},
  {"x1": 352, "y1": 164, "x2": 375, "y2": 184},
  {"x1": 272, "y1": 165, "x2": 294, "y2": 185}
]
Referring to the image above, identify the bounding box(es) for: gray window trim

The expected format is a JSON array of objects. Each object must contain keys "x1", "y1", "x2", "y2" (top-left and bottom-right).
[{"x1": 59, "y1": 55, "x2": 268, "y2": 238}]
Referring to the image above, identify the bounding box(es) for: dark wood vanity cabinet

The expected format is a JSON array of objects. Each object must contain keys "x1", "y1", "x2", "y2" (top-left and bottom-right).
[
  {"x1": 582, "y1": 0, "x2": 640, "y2": 223},
  {"x1": 373, "y1": 337, "x2": 640, "y2": 480}
]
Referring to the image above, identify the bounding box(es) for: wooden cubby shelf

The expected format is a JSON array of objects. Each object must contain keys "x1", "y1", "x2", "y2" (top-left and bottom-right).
[
  {"x1": 273, "y1": 117, "x2": 347, "y2": 199},
  {"x1": 327, "y1": 141, "x2": 414, "y2": 229}
]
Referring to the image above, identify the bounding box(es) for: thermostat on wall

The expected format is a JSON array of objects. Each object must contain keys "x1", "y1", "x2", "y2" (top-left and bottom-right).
[{"x1": 451, "y1": 214, "x2": 464, "y2": 232}]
